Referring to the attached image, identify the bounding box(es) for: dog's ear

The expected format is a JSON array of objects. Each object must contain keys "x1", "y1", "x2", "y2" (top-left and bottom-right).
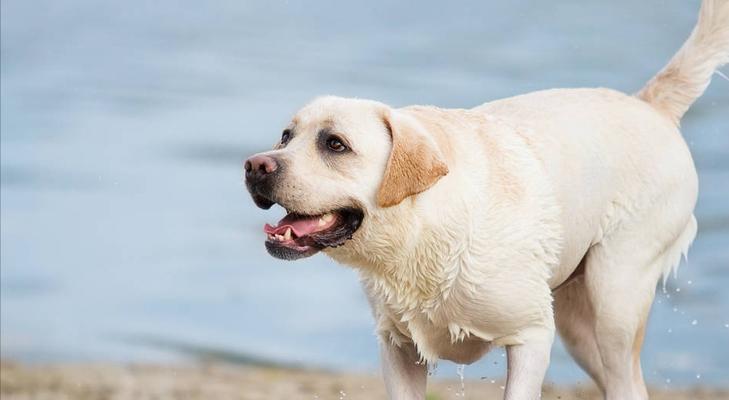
[{"x1": 377, "y1": 109, "x2": 449, "y2": 207}]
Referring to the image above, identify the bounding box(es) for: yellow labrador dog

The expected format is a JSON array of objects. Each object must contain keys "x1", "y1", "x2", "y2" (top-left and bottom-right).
[{"x1": 244, "y1": 1, "x2": 728, "y2": 399}]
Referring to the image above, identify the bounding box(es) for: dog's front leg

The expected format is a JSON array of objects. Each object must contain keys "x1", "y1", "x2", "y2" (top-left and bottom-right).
[
  {"x1": 503, "y1": 327, "x2": 554, "y2": 400},
  {"x1": 380, "y1": 339, "x2": 427, "y2": 400}
]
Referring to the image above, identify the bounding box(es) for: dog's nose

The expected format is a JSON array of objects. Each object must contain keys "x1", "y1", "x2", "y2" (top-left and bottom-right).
[{"x1": 244, "y1": 154, "x2": 278, "y2": 180}]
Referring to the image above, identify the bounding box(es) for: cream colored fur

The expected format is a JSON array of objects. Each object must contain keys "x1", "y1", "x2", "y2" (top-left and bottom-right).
[
  {"x1": 247, "y1": 1, "x2": 728, "y2": 399},
  {"x1": 637, "y1": 0, "x2": 729, "y2": 125}
]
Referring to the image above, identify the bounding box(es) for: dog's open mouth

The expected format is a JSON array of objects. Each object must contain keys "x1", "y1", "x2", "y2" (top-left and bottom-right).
[{"x1": 263, "y1": 207, "x2": 364, "y2": 260}]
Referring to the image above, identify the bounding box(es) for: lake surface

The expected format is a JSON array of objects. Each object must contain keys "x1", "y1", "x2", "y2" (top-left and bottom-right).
[{"x1": 2, "y1": 0, "x2": 728, "y2": 387}]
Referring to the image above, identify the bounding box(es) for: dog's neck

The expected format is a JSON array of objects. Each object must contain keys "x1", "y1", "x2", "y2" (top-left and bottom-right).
[
  {"x1": 326, "y1": 118, "x2": 566, "y2": 317},
  {"x1": 326, "y1": 197, "x2": 472, "y2": 315}
]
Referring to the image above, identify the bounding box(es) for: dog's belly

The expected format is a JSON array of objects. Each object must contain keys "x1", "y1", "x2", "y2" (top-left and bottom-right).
[
  {"x1": 431, "y1": 336, "x2": 491, "y2": 365},
  {"x1": 406, "y1": 318, "x2": 492, "y2": 365}
]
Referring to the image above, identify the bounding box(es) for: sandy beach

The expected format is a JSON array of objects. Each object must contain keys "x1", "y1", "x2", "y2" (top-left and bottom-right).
[{"x1": 2, "y1": 361, "x2": 727, "y2": 400}]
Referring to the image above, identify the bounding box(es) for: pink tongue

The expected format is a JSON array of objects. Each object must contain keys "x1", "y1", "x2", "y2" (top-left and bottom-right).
[{"x1": 264, "y1": 213, "x2": 326, "y2": 237}]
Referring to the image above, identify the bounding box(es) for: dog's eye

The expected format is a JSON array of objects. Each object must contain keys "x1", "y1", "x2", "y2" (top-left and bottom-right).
[
  {"x1": 326, "y1": 136, "x2": 347, "y2": 152},
  {"x1": 280, "y1": 129, "x2": 292, "y2": 145}
]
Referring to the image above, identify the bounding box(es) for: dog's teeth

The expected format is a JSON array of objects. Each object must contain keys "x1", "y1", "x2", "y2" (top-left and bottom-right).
[
  {"x1": 275, "y1": 234, "x2": 284, "y2": 241},
  {"x1": 318, "y1": 218, "x2": 327, "y2": 226},
  {"x1": 322, "y1": 213, "x2": 334, "y2": 223},
  {"x1": 283, "y1": 228, "x2": 292, "y2": 241}
]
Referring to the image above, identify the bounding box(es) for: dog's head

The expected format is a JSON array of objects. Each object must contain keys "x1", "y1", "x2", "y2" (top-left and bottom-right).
[{"x1": 245, "y1": 96, "x2": 449, "y2": 260}]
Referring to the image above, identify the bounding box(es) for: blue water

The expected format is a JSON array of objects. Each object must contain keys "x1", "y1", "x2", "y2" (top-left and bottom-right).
[{"x1": 2, "y1": 0, "x2": 728, "y2": 387}]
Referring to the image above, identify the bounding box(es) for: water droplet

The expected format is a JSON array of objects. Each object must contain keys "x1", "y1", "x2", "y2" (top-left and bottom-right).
[
  {"x1": 673, "y1": 307, "x2": 678, "y2": 312},
  {"x1": 696, "y1": 373, "x2": 701, "y2": 379},
  {"x1": 428, "y1": 363, "x2": 438, "y2": 376},
  {"x1": 675, "y1": 287, "x2": 681, "y2": 292},
  {"x1": 666, "y1": 378, "x2": 671, "y2": 384},
  {"x1": 456, "y1": 364, "x2": 466, "y2": 397},
  {"x1": 691, "y1": 319, "x2": 698, "y2": 326},
  {"x1": 667, "y1": 328, "x2": 673, "y2": 333},
  {"x1": 687, "y1": 280, "x2": 692, "y2": 285}
]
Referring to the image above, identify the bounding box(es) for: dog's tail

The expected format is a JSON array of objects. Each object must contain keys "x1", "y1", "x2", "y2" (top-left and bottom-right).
[{"x1": 636, "y1": 0, "x2": 729, "y2": 125}]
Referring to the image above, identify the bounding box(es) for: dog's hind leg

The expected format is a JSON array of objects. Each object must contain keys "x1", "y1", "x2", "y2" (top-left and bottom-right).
[
  {"x1": 582, "y1": 215, "x2": 696, "y2": 400},
  {"x1": 553, "y1": 272, "x2": 606, "y2": 391},
  {"x1": 582, "y1": 248, "x2": 654, "y2": 400}
]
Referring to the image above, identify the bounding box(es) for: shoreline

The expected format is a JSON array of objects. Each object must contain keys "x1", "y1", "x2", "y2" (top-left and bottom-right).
[{"x1": 2, "y1": 361, "x2": 727, "y2": 400}]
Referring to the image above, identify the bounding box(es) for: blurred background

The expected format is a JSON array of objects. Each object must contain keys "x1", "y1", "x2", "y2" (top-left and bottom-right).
[{"x1": 1, "y1": 0, "x2": 727, "y2": 390}]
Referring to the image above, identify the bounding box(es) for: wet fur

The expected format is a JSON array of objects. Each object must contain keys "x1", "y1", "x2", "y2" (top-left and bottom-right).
[{"x1": 245, "y1": 1, "x2": 728, "y2": 399}]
